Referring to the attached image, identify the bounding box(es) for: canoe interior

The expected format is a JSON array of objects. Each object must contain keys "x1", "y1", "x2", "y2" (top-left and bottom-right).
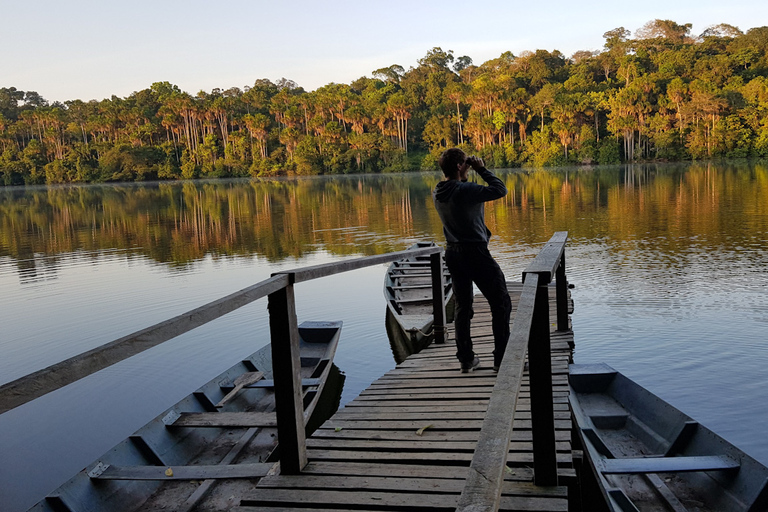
[
  {"x1": 570, "y1": 363, "x2": 768, "y2": 512},
  {"x1": 384, "y1": 241, "x2": 454, "y2": 363},
  {"x1": 30, "y1": 321, "x2": 343, "y2": 512}
]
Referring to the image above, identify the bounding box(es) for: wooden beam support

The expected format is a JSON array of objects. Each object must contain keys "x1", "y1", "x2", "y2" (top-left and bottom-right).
[
  {"x1": 268, "y1": 283, "x2": 307, "y2": 474},
  {"x1": 555, "y1": 251, "x2": 569, "y2": 332},
  {"x1": 528, "y1": 272, "x2": 559, "y2": 486},
  {"x1": 430, "y1": 251, "x2": 447, "y2": 344}
]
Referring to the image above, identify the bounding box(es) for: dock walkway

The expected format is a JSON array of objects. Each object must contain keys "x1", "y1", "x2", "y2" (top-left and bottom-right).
[{"x1": 237, "y1": 282, "x2": 574, "y2": 512}]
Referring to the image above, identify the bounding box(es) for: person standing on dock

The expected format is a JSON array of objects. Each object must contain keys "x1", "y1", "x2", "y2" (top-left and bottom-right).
[{"x1": 433, "y1": 148, "x2": 512, "y2": 373}]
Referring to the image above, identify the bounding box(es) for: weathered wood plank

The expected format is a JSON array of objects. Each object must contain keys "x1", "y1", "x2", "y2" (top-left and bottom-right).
[
  {"x1": 256, "y1": 474, "x2": 567, "y2": 497},
  {"x1": 331, "y1": 409, "x2": 571, "y2": 421},
  {"x1": 306, "y1": 449, "x2": 574, "y2": 465},
  {"x1": 91, "y1": 462, "x2": 274, "y2": 480},
  {"x1": 240, "y1": 488, "x2": 567, "y2": 511},
  {"x1": 299, "y1": 461, "x2": 469, "y2": 479},
  {"x1": 600, "y1": 455, "x2": 740, "y2": 474},
  {"x1": 310, "y1": 428, "x2": 572, "y2": 443},
  {"x1": 522, "y1": 231, "x2": 568, "y2": 281},
  {"x1": 171, "y1": 412, "x2": 277, "y2": 428},
  {"x1": 305, "y1": 438, "x2": 572, "y2": 452}
]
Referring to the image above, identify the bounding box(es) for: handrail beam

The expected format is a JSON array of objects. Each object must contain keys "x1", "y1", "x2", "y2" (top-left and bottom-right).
[
  {"x1": 523, "y1": 231, "x2": 568, "y2": 282},
  {"x1": 458, "y1": 231, "x2": 569, "y2": 509},
  {"x1": 456, "y1": 276, "x2": 538, "y2": 512},
  {"x1": 0, "y1": 246, "x2": 444, "y2": 414},
  {"x1": 0, "y1": 274, "x2": 290, "y2": 415},
  {"x1": 275, "y1": 246, "x2": 441, "y2": 283}
]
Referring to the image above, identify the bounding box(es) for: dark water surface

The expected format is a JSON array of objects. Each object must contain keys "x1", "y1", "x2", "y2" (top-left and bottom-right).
[{"x1": 1, "y1": 163, "x2": 767, "y2": 511}]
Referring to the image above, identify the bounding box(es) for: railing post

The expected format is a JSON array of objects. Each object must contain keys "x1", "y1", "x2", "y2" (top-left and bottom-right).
[
  {"x1": 527, "y1": 272, "x2": 558, "y2": 486},
  {"x1": 556, "y1": 252, "x2": 569, "y2": 332},
  {"x1": 430, "y1": 250, "x2": 446, "y2": 344},
  {"x1": 267, "y1": 280, "x2": 307, "y2": 475}
]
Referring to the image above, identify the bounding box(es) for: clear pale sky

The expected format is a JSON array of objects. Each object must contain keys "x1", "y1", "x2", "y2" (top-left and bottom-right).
[{"x1": 2, "y1": 0, "x2": 766, "y2": 103}]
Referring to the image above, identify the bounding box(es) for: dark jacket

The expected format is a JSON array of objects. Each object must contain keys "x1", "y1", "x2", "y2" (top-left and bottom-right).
[{"x1": 432, "y1": 167, "x2": 507, "y2": 244}]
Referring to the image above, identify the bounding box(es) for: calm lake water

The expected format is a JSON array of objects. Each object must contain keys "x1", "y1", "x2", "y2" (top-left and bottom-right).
[{"x1": 2, "y1": 163, "x2": 768, "y2": 511}]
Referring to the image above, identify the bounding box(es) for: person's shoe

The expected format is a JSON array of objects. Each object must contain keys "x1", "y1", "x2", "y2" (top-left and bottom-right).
[
  {"x1": 493, "y1": 365, "x2": 499, "y2": 372},
  {"x1": 461, "y1": 356, "x2": 480, "y2": 373}
]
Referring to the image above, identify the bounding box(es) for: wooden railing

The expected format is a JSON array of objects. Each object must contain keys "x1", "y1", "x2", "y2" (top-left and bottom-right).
[
  {"x1": 0, "y1": 246, "x2": 447, "y2": 475},
  {"x1": 457, "y1": 231, "x2": 569, "y2": 512}
]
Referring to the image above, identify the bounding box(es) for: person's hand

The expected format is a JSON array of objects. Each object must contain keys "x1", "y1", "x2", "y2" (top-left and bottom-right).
[{"x1": 467, "y1": 156, "x2": 484, "y2": 169}]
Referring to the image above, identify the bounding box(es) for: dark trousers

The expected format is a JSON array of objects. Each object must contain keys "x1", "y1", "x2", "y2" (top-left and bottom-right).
[{"x1": 445, "y1": 244, "x2": 512, "y2": 366}]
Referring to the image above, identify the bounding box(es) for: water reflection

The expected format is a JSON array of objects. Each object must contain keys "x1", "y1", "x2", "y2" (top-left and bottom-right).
[{"x1": 2, "y1": 162, "x2": 767, "y2": 272}]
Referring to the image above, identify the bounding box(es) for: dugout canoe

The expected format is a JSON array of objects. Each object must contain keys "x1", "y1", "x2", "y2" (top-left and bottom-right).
[
  {"x1": 570, "y1": 363, "x2": 768, "y2": 512},
  {"x1": 30, "y1": 320, "x2": 343, "y2": 512},
  {"x1": 384, "y1": 241, "x2": 454, "y2": 363}
]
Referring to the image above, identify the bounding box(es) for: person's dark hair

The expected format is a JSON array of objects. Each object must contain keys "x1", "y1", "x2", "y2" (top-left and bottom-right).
[{"x1": 438, "y1": 148, "x2": 465, "y2": 177}]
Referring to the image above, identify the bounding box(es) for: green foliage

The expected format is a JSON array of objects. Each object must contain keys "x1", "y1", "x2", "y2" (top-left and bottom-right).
[
  {"x1": 4, "y1": 23, "x2": 768, "y2": 186},
  {"x1": 522, "y1": 127, "x2": 566, "y2": 167},
  {"x1": 99, "y1": 145, "x2": 165, "y2": 181},
  {"x1": 597, "y1": 139, "x2": 621, "y2": 164}
]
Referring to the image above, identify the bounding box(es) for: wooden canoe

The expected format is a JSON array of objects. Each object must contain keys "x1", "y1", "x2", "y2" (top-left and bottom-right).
[
  {"x1": 384, "y1": 241, "x2": 454, "y2": 363},
  {"x1": 30, "y1": 320, "x2": 343, "y2": 512},
  {"x1": 570, "y1": 363, "x2": 768, "y2": 512}
]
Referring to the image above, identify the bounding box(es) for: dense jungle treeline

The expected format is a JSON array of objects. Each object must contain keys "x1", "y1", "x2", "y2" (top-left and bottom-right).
[{"x1": 2, "y1": 19, "x2": 768, "y2": 185}]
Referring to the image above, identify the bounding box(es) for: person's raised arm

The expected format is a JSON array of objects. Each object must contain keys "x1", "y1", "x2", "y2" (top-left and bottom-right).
[{"x1": 466, "y1": 156, "x2": 507, "y2": 201}]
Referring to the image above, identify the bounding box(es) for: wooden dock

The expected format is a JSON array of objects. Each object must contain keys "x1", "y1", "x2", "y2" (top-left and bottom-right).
[
  {"x1": 236, "y1": 282, "x2": 575, "y2": 512},
  {"x1": 11, "y1": 234, "x2": 573, "y2": 512}
]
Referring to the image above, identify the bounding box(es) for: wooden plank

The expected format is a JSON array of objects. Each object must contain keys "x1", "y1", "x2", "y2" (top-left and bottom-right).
[
  {"x1": 216, "y1": 371, "x2": 264, "y2": 408},
  {"x1": 300, "y1": 461, "x2": 469, "y2": 479},
  {"x1": 241, "y1": 488, "x2": 566, "y2": 510},
  {"x1": 171, "y1": 412, "x2": 277, "y2": 428},
  {"x1": 241, "y1": 488, "x2": 460, "y2": 508},
  {"x1": 91, "y1": 462, "x2": 274, "y2": 480},
  {"x1": 177, "y1": 426, "x2": 262, "y2": 512},
  {"x1": 367, "y1": 377, "x2": 499, "y2": 388},
  {"x1": 238, "y1": 378, "x2": 321, "y2": 389},
  {"x1": 310, "y1": 428, "x2": 572, "y2": 443},
  {"x1": 332, "y1": 409, "x2": 572, "y2": 421},
  {"x1": 600, "y1": 455, "x2": 740, "y2": 474},
  {"x1": 305, "y1": 438, "x2": 572, "y2": 452},
  {"x1": 344, "y1": 399, "x2": 490, "y2": 408},
  {"x1": 305, "y1": 449, "x2": 574, "y2": 465},
  {"x1": 256, "y1": 474, "x2": 567, "y2": 497}
]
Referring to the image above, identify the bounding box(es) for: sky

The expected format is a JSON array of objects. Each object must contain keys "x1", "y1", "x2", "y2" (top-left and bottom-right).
[{"x1": 2, "y1": 0, "x2": 767, "y2": 104}]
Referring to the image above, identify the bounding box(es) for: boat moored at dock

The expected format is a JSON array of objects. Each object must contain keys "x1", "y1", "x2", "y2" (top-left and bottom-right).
[
  {"x1": 30, "y1": 321, "x2": 342, "y2": 512},
  {"x1": 384, "y1": 241, "x2": 454, "y2": 363},
  {"x1": 570, "y1": 363, "x2": 768, "y2": 512}
]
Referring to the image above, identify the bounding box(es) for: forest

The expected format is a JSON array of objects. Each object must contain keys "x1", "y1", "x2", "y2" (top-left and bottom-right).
[{"x1": 1, "y1": 19, "x2": 768, "y2": 185}]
